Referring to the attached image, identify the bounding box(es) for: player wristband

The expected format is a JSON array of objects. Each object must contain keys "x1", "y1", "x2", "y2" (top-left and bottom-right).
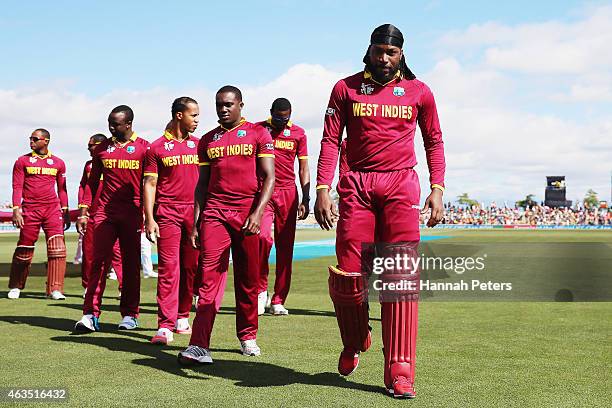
[
  {"x1": 316, "y1": 185, "x2": 330, "y2": 190},
  {"x1": 431, "y1": 184, "x2": 445, "y2": 192},
  {"x1": 12, "y1": 205, "x2": 20, "y2": 209}
]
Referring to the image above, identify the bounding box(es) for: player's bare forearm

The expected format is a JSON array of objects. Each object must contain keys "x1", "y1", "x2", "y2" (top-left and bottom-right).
[
  {"x1": 191, "y1": 166, "x2": 210, "y2": 248},
  {"x1": 243, "y1": 157, "x2": 274, "y2": 235},
  {"x1": 298, "y1": 159, "x2": 311, "y2": 219},
  {"x1": 143, "y1": 176, "x2": 160, "y2": 242},
  {"x1": 143, "y1": 176, "x2": 158, "y2": 222},
  {"x1": 253, "y1": 156, "x2": 275, "y2": 216},
  {"x1": 299, "y1": 159, "x2": 310, "y2": 200},
  {"x1": 193, "y1": 167, "x2": 210, "y2": 224}
]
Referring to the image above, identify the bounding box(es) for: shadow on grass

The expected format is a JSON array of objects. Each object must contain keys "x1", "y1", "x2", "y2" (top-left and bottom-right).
[
  {"x1": 47, "y1": 302, "x2": 158, "y2": 315},
  {"x1": 134, "y1": 356, "x2": 383, "y2": 394},
  {"x1": 0, "y1": 315, "x2": 384, "y2": 394},
  {"x1": 0, "y1": 315, "x2": 155, "y2": 339},
  {"x1": 0, "y1": 291, "x2": 48, "y2": 300}
]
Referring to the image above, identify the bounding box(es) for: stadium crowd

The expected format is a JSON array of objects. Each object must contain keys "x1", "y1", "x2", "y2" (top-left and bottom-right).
[{"x1": 426, "y1": 202, "x2": 611, "y2": 226}]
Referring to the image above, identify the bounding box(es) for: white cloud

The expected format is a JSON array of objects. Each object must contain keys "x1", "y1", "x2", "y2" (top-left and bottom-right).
[{"x1": 439, "y1": 6, "x2": 612, "y2": 74}]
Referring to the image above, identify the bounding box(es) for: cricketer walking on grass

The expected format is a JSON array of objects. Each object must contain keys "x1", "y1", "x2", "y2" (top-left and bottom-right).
[{"x1": 314, "y1": 24, "x2": 446, "y2": 399}]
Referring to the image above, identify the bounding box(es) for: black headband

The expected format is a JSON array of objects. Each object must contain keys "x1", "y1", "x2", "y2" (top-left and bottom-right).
[
  {"x1": 370, "y1": 33, "x2": 403, "y2": 48},
  {"x1": 370, "y1": 24, "x2": 404, "y2": 48}
]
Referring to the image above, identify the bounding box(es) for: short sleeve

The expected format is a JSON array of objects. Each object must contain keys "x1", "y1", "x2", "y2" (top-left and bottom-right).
[{"x1": 256, "y1": 128, "x2": 274, "y2": 158}]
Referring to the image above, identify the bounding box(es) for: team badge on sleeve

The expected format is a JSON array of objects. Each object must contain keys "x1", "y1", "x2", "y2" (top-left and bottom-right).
[
  {"x1": 237, "y1": 130, "x2": 247, "y2": 138},
  {"x1": 126, "y1": 146, "x2": 136, "y2": 154},
  {"x1": 187, "y1": 140, "x2": 196, "y2": 148},
  {"x1": 283, "y1": 129, "x2": 291, "y2": 137},
  {"x1": 393, "y1": 87, "x2": 405, "y2": 97},
  {"x1": 326, "y1": 107, "x2": 335, "y2": 116},
  {"x1": 265, "y1": 143, "x2": 274, "y2": 151}
]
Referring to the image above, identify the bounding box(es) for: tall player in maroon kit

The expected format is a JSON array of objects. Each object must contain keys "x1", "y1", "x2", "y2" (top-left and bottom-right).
[
  {"x1": 178, "y1": 86, "x2": 275, "y2": 365},
  {"x1": 75, "y1": 105, "x2": 150, "y2": 332},
  {"x1": 257, "y1": 98, "x2": 310, "y2": 316},
  {"x1": 78, "y1": 134, "x2": 123, "y2": 297},
  {"x1": 144, "y1": 97, "x2": 200, "y2": 345},
  {"x1": 315, "y1": 25, "x2": 445, "y2": 398},
  {"x1": 8, "y1": 129, "x2": 70, "y2": 300}
]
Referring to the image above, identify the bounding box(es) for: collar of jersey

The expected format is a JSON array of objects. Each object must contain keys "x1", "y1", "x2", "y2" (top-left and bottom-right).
[
  {"x1": 111, "y1": 132, "x2": 138, "y2": 147},
  {"x1": 265, "y1": 117, "x2": 293, "y2": 129},
  {"x1": 163, "y1": 130, "x2": 191, "y2": 143},
  {"x1": 31, "y1": 151, "x2": 52, "y2": 159},
  {"x1": 363, "y1": 69, "x2": 402, "y2": 86},
  {"x1": 219, "y1": 118, "x2": 246, "y2": 132}
]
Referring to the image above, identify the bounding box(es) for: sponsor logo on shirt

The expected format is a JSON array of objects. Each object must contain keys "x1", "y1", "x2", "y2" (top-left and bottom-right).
[
  {"x1": 107, "y1": 146, "x2": 116, "y2": 153},
  {"x1": 187, "y1": 140, "x2": 196, "y2": 149},
  {"x1": 360, "y1": 83, "x2": 374, "y2": 95},
  {"x1": 265, "y1": 143, "x2": 274, "y2": 151},
  {"x1": 126, "y1": 146, "x2": 136, "y2": 154},
  {"x1": 237, "y1": 130, "x2": 247, "y2": 138},
  {"x1": 164, "y1": 141, "x2": 174, "y2": 151},
  {"x1": 283, "y1": 129, "x2": 291, "y2": 137},
  {"x1": 47, "y1": 158, "x2": 54, "y2": 165},
  {"x1": 29, "y1": 157, "x2": 37, "y2": 163},
  {"x1": 326, "y1": 107, "x2": 335, "y2": 116},
  {"x1": 393, "y1": 87, "x2": 405, "y2": 97},
  {"x1": 212, "y1": 132, "x2": 223, "y2": 142}
]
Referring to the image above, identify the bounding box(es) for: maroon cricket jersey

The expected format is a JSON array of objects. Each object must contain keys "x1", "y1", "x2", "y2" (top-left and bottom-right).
[
  {"x1": 12, "y1": 152, "x2": 68, "y2": 209},
  {"x1": 80, "y1": 133, "x2": 150, "y2": 210},
  {"x1": 77, "y1": 160, "x2": 93, "y2": 204},
  {"x1": 257, "y1": 119, "x2": 308, "y2": 189},
  {"x1": 78, "y1": 160, "x2": 108, "y2": 215},
  {"x1": 317, "y1": 70, "x2": 446, "y2": 189},
  {"x1": 144, "y1": 131, "x2": 200, "y2": 205},
  {"x1": 198, "y1": 119, "x2": 274, "y2": 209}
]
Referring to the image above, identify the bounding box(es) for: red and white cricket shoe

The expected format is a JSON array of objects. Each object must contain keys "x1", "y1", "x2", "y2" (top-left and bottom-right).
[
  {"x1": 151, "y1": 328, "x2": 174, "y2": 345},
  {"x1": 387, "y1": 376, "x2": 416, "y2": 399},
  {"x1": 337, "y1": 329, "x2": 371, "y2": 376},
  {"x1": 338, "y1": 349, "x2": 360, "y2": 376},
  {"x1": 175, "y1": 318, "x2": 192, "y2": 334}
]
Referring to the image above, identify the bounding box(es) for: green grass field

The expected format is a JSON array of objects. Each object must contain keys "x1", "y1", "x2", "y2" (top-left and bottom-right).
[{"x1": 0, "y1": 229, "x2": 610, "y2": 407}]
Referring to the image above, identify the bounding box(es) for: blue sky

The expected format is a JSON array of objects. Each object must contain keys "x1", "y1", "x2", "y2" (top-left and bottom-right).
[
  {"x1": 0, "y1": 0, "x2": 584, "y2": 93},
  {"x1": 1, "y1": 1, "x2": 610, "y2": 206}
]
